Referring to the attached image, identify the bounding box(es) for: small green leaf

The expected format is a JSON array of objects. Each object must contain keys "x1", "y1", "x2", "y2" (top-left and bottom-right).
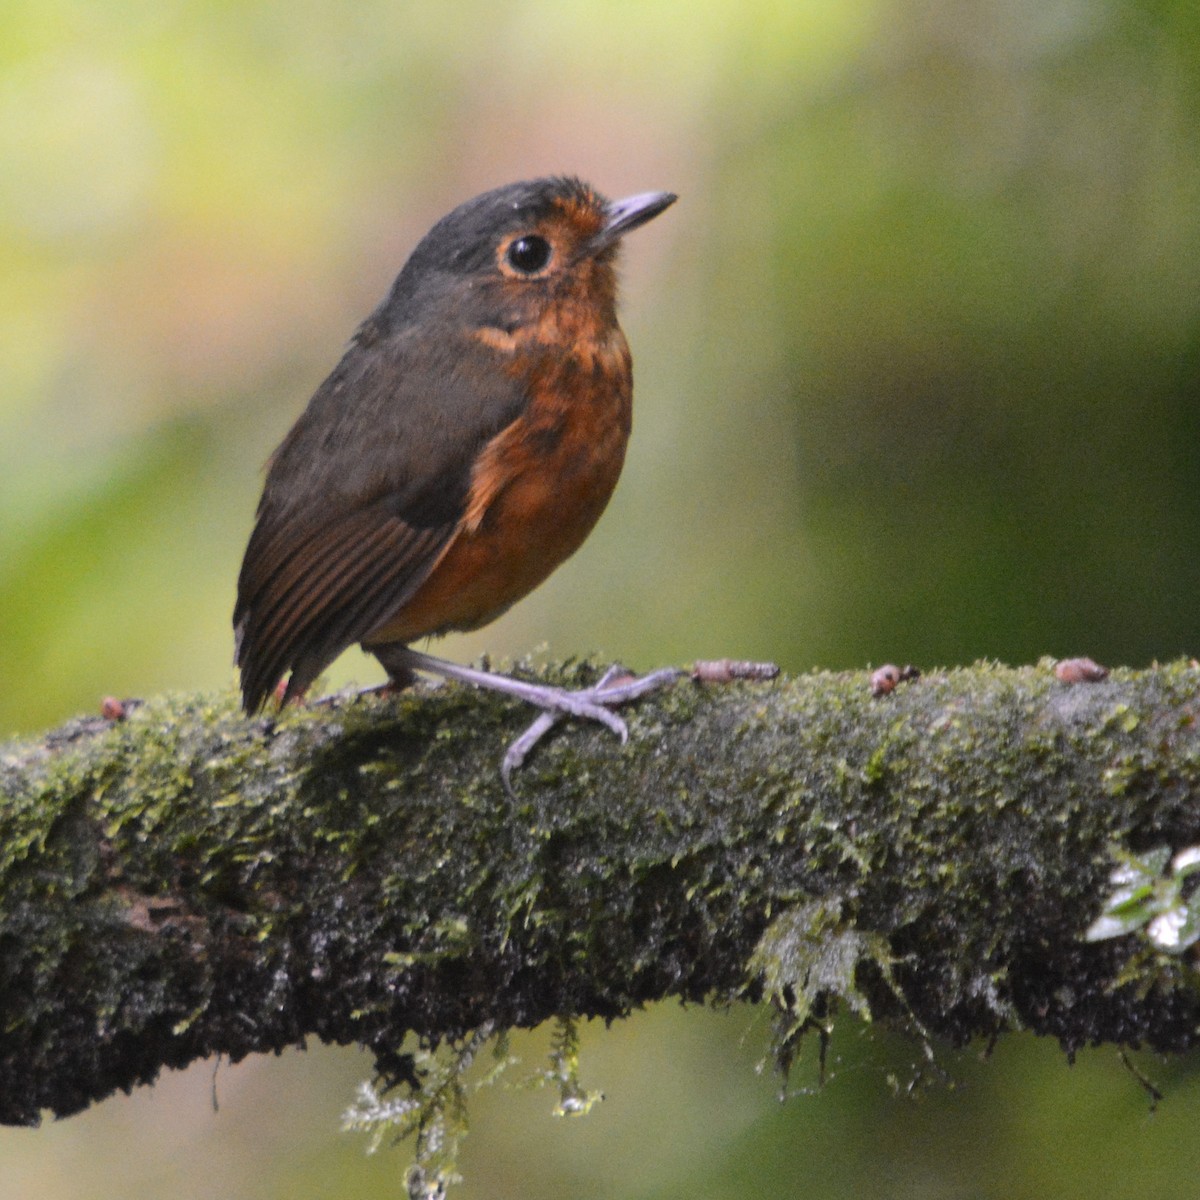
[
  {"x1": 1172, "y1": 846, "x2": 1200, "y2": 877},
  {"x1": 1147, "y1": 906, "x2": 1189, "y2": 951},
  {"x1": 1086, "y1": 908, "x2": 1153, "y2": 942},
  {"x1": 1149, "y1": 893, "x2": 1200, "y2": 953},
  {"x1": 1087, "y1": 843, "x2": 1200, "y2": 951}
]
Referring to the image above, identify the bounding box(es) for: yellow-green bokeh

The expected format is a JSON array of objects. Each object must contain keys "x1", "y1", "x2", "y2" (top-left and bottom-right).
[{"x1": 5, "y1": 0, "x2": 1200, "y2": 1195}]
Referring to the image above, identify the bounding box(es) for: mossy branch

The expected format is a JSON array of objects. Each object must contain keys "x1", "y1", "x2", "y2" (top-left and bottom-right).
[{"x1": 3, "y1": 658, "x2": 1200, "y2": 1128}]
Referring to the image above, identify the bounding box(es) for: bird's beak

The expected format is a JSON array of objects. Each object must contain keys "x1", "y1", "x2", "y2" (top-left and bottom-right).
[{"x1": 589, "y1": 190, "x2": 677, "y2": 253}]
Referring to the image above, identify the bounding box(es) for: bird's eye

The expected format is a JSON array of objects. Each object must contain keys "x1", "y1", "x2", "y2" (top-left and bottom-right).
[{"x1": 505, "y1": 235, "x2": 553, "y2": 275}]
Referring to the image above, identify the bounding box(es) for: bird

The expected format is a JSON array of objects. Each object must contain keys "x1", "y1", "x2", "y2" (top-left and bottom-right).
[{"x1": 233, "y1": 176, "x2": 678, "y2": 784}]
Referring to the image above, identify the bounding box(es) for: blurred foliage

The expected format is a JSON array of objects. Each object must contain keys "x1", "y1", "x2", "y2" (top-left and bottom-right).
[{"x1": 5, "y1": 0, "x2": 1200, "y2": 1195}]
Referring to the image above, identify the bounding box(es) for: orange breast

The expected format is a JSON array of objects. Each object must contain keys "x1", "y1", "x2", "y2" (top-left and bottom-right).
[{"x1": 363, "y1": 327, "x2": 633, "y2": 646}]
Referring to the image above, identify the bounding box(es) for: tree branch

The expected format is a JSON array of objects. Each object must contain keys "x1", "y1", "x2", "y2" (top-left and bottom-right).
[{"x1": 3, "y1": 658, "x2": 1199, "y2": 1127}]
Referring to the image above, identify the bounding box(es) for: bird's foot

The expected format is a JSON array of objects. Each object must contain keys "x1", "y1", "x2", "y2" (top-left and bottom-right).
[
  {"x1": 499, "y1": 664, "x2": 683, "y2": 794},
  {"x1": 370, "y1": 646, "x2": 681, "y2": 795}
]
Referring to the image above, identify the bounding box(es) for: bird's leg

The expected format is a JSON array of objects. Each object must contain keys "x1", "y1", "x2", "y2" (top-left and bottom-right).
[{"x1": 371, "y1": 645, "x2": 682, "y2": 793}]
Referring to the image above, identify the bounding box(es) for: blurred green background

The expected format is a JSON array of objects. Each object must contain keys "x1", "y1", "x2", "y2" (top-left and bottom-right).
[{"x1": 5, "y1": 0, "x2": 1200, "y2": 1195}]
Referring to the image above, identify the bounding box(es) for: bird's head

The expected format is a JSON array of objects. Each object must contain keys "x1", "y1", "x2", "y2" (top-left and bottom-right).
[{"x1": 378, "y1": 177, "x2": 676, "y2": 336}]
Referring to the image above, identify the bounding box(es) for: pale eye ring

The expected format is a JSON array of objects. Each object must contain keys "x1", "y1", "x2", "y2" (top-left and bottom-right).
[{"x1": 505, "y1": 234, "x2": 553, "y2": 274}]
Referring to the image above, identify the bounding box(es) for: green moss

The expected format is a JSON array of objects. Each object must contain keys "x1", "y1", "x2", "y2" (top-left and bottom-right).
[{"x1": 4, "y1": 659, "x2": 1200, "y2": 1133}]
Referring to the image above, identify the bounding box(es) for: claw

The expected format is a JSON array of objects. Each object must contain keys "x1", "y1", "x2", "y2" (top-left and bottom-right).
[{"x1": 502, "y1": 710, "x2": 560, "y2": 795}]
